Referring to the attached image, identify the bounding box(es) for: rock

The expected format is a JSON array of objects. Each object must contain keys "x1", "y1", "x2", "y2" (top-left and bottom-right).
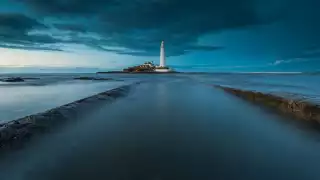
[
  {"x1": 214, "y1": 85, "x2": 320, "y2": 123},
  {"x1": 7, "y1": 121, "x2": 31, "y2": 129},
  {"x1": 15, "y1": 128, "x2": 32, "y2": 140},
  {"x1": 0, "y1": 126, "x2": 16, "y2": 141},
  {"x1": 1, "y1": 77, "x2": 24, "y2": 82}
]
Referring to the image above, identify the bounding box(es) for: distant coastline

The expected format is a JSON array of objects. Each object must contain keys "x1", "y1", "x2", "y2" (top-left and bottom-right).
[
  {"x1": 97, "y1": 71, "x2": 179, "y2": 74},
  {"x1": 97, "y1": 61, "x2": 177, "y2": 74},
  {"x1": 96, "y1": 71, "x2": 319, "y2": 75}
]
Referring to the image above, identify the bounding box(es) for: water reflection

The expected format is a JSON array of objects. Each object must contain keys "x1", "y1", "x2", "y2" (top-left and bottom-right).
[{"x1": 155, "y1": 82, "x2": 168, "y2": 111}]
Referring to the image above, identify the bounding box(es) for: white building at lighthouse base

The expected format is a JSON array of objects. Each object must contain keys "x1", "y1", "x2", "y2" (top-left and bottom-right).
[{"x1": 155, "y1": 67, "x2": 172, "y2": 72}]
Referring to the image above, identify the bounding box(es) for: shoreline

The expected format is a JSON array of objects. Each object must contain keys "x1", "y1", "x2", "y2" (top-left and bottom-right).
[
  {"x1": 214, "y1": 85, "x2": 320, "y2": 123},
  {"x1": 97, "y1": 71, "x2": 180, "y2": 74},
  {"x1": 95, "y1": 71, "x2": 318, "y2": 75},
  {"x1": 0, "y1": 82, "x2": 140, "y2": 149}
]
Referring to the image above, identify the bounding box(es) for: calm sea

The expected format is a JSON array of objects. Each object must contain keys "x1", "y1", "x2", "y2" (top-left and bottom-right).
[
  {"x1": 0, "y1": 73, "x2": 320, "y2": 180},
  {"x1": 0, "y1": 73, "x2": 319, "y2": 123}
]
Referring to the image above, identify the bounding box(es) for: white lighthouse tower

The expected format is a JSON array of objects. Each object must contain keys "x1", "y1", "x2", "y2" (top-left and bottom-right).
[
  {"x1": 155, "y1": 41, "x2": 171, "y2": 72},
  {"x1": 160, "y1": 41, "x2": 166, "y2": 67}
]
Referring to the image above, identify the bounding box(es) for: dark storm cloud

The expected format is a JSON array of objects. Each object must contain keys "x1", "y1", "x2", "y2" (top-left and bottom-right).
[
  {"x1": 16, "y1": 0, "x2": 119, "y2": 15},
  {"x1": 9, "y1": 0, "x2": 283, "y2": 55},
  {"x1": 88, "y1": 43, "x2": 223, "y2": 57},
  {"x1": 0, "y1": 13, "x2": 65, "y2": 51},
  {"x1": 0, "y1": 14, "x2": 44, "y2": 31},
  {"x1": 53, "y1": 23, "x2": 88, "y2": 33}
]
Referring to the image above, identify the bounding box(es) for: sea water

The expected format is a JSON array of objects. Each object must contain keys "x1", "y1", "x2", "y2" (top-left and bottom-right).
[
  {"x1": 0, "y1": 73, "x2": 133, "y2": 123},
  {"x1": 0, "y1": 74, "x2": 320, "y2": 180},
  {"x1": 0, "y1": 73, "x2": 319, "y2": 123}
]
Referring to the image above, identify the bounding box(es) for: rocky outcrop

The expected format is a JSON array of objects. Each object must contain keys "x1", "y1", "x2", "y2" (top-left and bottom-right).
[
  {"x1": 1, "y1": 77, "x2": 25, "y2": 82},
  {"x1": 0, "y1": 77, "x2": 40, "y2": 82},
  {"x1": 0, "y1": 83, "x2": 138, "y2": 149},
  {"x1": 214, "y1": 85, "x2": 320, "y2": 123}
]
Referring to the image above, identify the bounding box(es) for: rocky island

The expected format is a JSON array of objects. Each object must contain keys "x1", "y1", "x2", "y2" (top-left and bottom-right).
[
  {"x1": 97, "y1": 41, "x2": 177, "y2": 74},
  {"x1": 97, "y1": 62, "x2": 177, "y2": 74}
]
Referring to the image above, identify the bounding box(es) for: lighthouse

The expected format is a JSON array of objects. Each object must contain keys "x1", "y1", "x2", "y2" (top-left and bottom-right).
[
  {"x1": 155, "y1": 40, "x2": 171, "y2": 72},
  {"x1": 160, "y1": 41, "x2": 166, "y2": 67}
]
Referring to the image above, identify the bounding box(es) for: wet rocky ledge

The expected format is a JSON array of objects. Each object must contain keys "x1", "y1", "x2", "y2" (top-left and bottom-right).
[
  {"x1": 0, "y1": 76, "x2": 121, "y2": 83},
  {"x1": 214, "y1": 85, "x2": 320, "y2": 123},
  {"x1": 0, "y1": 77, "x2": 40, "y2": 82},
  {"x1": 0, "y1": 83, "x2": 139, "y2": 150}
]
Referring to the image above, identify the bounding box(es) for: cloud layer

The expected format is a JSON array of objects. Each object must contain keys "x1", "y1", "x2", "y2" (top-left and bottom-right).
[
  {"x1": 0, "y1": 13, "x2": 63, "y2": 51},
  {"x1": 0, "y1": 0, "x2": 284, "y2": 56}
]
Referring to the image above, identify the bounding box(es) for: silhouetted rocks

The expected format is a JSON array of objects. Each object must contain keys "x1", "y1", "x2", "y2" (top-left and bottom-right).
[
  {"x1": 0, "y1": 77, "x2": 40, "y2": 82},
  {"x1": 0, "y1": 83, "x2": 139, "y2": 149},
  {"x1": 214, "y1": 85, "x2": 320, "y2": 123},
  {"x1": 1, "y1": 77, "x2": 25, "y2": 82}
]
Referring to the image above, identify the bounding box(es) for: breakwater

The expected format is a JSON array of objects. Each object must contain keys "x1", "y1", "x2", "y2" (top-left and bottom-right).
[
  {"x1": 0, "y1": 83, "x2": 138, "y2": 149},
  {"x1": 214, "y1": 85, "x2": 320, "y2": 123}
]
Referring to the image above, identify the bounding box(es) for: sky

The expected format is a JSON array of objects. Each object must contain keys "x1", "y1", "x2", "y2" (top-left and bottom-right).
[{"x1": 0, "y1": 0, "x2": 320, "y2": 72}]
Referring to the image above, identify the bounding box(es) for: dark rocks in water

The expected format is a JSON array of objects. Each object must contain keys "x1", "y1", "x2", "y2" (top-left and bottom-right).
[
  {"x1": 0, "y1": 77, "x2": 40, "y2": 82},
  {"x1": 1, "y1": 77, "x2": 25, "y2": 82},
  {"x1": 0, "y1": 126, "x2": 16, "y2": 141},
  {"x1": 74, "y1": 77, "x2": 115, "y2": 81},
  {"x1": 213, "y1": 85, "x2": 320, "y2": 123}
]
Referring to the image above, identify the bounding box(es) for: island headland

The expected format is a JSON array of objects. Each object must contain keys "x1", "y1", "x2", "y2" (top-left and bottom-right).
[{"x1": 97, "y1": 41, "x2": 178, "y2": 74}]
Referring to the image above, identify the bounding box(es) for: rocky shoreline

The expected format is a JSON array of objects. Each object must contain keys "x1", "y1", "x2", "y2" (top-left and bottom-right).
[
  {"x1": 96, "y1": 71, "x2": 179, "y2": 74},
  {"x1": 214, "y1": 85, "x2": 320, "y2": 123},
  {"x1": 0, "y1": 83, "x2": 139, "y2": 150},
  {"x1": 0, "y1": 77, "x2": 40, "y2": 82}
]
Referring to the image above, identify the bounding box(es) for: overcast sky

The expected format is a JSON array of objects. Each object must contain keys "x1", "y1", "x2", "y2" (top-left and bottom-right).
[{"x1": 0, "y1": 0, "x2": 319, "y2": 72}]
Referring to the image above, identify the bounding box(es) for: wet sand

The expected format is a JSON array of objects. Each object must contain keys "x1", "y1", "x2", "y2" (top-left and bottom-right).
[{"x1": 1, "y1": 77, "x2": 320, "y2": 180}]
